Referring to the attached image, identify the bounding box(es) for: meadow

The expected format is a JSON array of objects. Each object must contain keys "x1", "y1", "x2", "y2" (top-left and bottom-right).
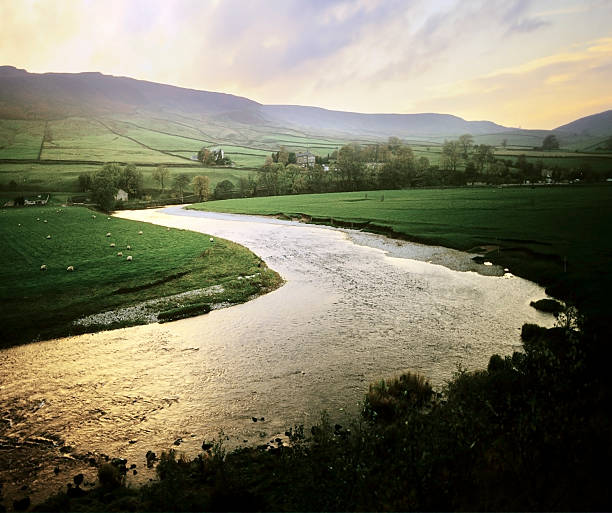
[
  {"x1": 190, "y1": 185, "x2": 612, "y2": 317},
  {"x1": 0, "y1": 205, "x2": 282, "y2": 346}
]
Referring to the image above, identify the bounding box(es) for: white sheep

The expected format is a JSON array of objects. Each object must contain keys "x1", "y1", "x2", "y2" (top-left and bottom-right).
[
  {"x1": 138, "y1": 230, "x2": 143, "y2": 235},
  {"x1": 107, "y1": 217, "x2": 111, "y2": 220},
  {"x1": 46, "y1": 235, "x2": 51, "y2": 239},
  {"x1": 92, "y1": 215, "x2": 96, "y2": 219},
  {"x1": 126, "y1": 255, "x2": 133, "y2": 261},
  {"x1": 18, "y1": 223, "x2": 21, "y2": 227},
  {"x1": 110, "y1": 242, "x2": 116, "y2": 247},
  {"x1": 210, "y1": 237, "x2": 214, "y2": 242},
  {"x1": 117, "y1": 251, "x2": 123, "y2": 257},
  {"x1": 43, "y1": 220, "x2": 47, "y2": 223},
  {"x1": 36, "y1": 217, "x2": 40, "y2": 221},
  {"x1": 106, "y1": 232, "x2": 111, "y2": 237},
  {"x1": 126, "y1": 245, "x2": 131, "y2": 250},
  {"x1": 40, "y1": 264, "x2": 47, "y2": 271},
  {"x1": 66, "y1": 265, "x2": 74, "y2": 272}
]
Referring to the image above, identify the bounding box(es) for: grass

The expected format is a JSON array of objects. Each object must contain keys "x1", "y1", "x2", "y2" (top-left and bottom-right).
[
  {"x1": 0, "y1": 205, "x2": 282, "y2": 347},
  {"x1": 0, "y1": 119, "x2": 45, "y2": 159},
  {"x1": 190, "y1": 185, "x2": 612, "y2": 318}
]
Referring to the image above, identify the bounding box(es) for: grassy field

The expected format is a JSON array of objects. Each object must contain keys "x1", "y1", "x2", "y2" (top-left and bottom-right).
[
  {"x1": 0, "y1": 205, "x2": 282, "y2": 346},
  {"x1": 190, "y1": 185, "x2": 612, "y2": 317},
  {"x1": 0, "y1": 119, "x2": 46, "y2": 159}
]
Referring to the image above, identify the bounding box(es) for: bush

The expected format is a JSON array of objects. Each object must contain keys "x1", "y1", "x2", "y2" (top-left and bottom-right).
[
  {"x1": 97, "y1": 463, "x2": 122, "y2": 489},
  {"x1": 530, "y1": 298, "x2": 564, "y2": 314},
  {"x1": 363, "y1": 372, "x2": 433, "y2": 422}
]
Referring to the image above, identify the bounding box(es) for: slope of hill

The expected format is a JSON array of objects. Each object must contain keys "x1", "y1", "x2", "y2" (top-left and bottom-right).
[
  {"x1": 261, "y1": 104, "x2": 509, "y2": 137},
  {"x1": 555, "y1": 110, "x2": 612, "y2": 137},
  {"x1": 1, "y1": 66, "x2": 510, "y2": 138}
]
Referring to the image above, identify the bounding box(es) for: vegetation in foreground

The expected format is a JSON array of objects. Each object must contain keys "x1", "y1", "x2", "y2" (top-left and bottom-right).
[
  {"x1": 30, "y1": 310, "x2": 612, "y2": 511},
  {"x1": 0, "y1": 205, "x2": 282, "y2": 347}
]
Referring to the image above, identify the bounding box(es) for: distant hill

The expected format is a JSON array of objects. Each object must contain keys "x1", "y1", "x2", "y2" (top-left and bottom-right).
[
  {"x1": 0, "y1": 66, "x2": 509, "y2": 138},
  {"x1": 1, "y1": 66, "x2": 610, "y2": 140},
  {"x1": 555, "y1": 110, "x2": 612, "y2": 136}
]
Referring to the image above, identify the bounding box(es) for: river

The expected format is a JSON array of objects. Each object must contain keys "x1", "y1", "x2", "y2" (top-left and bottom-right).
[{"x1": 0, "y1": 206, "x2": 554, "y2": 506}]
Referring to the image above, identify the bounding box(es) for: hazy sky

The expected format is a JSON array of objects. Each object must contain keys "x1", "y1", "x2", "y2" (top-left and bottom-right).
[{"x1": 1, "y1": 0, "x2": 611, "y2": 128}]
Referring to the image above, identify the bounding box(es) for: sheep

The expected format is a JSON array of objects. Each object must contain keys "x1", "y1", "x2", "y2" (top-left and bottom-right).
[
  {"x1": 210, "y1": 237, "x2": 214, "y2": 242},
  {"x1": 40, "y1": 264, "x2": 47, "y2": 271},
  {"x1": 46, "y1": 234, "x2": 51, "y2": 239},
  {"x1": 106, "y1": 232, "x2": 111, "y2": 237},
  {"x1": 107, "y1": 217, "x2": 111, "y2": 220},
  {"x1": 126, "y1": 245, "x2": 131, "y2": 250},
  {"x1": 92, "y1": 215, "x2": 96, "y2": 219},
  {"x1": 117, "y1": 251, "x2": 123, "y2": 257},
  {"x1": 126, "y1": 255, "x2": 133, "y2": 261},
  {"x1": 167, "y1": 227, "x2": 170, "y2": 231},
  {"x1": 138, "y1": 230, "x2": 143, "y2": 235},
  {"x1": 36, "y1": 218, "x2": 40, "y2": 221},
  {"x1": 66, "y1": 265, "x2": 74, "y2": 272},
  {"x1": 43, "y1": 220, "x2": 47, "y2": 223},
  {"x1": 110, "y1": 242, "x2": 116, "y2": 247},
  {"x1": 18, "y1": 223, "x2": 21, "y2": 227}
]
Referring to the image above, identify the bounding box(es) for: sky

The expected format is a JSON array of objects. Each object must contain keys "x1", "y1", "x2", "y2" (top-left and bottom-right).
[{"x1": 1, "y1": 0, "x2": 611, "y2": 129}]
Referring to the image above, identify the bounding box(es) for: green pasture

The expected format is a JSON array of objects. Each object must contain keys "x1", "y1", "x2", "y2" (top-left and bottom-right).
[
  {"x1": 191, "y1": 185, "x2": 612, "y2": 315},
  {"x1": 0, "y1": 205, "x2": 281, "y2": 346},
  {"x1": 0, "y1": 119, "x2": 45, "y2": 159}
]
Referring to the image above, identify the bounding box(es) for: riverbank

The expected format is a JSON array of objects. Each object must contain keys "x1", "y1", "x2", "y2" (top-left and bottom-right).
[{"x1": 0, "y1": 205, "x2": 283, "y2": 347}]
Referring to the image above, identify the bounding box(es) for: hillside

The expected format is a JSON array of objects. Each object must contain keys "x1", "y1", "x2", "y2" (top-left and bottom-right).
[
  {"x1": 1, "y1": 66, "x2": 510, "y2": 138},
  {"x1": 555, "y1": 110, "x2": 612, "y2": 136}
]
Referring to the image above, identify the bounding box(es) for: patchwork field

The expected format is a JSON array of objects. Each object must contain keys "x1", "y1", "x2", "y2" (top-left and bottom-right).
[{"x1": 0, "y1": 205, "x2": 281, "y2": 346}]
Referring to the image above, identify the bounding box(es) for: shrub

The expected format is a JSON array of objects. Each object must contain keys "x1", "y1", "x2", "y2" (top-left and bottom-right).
[
  {"x1": 363, "y1": 372, "x2": 433, "y2": 422},
  {"x1": 97, "y1": 463, "x2": 122, "y2": 489}
]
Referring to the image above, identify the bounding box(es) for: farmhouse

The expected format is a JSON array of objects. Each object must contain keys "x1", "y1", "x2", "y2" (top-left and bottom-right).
[
  {"x1": 297, "y1": 151, "x2": 316, "y2": 168},
  {"x1": 115, "y1": 189, "x2": 129, "y2": 201}
]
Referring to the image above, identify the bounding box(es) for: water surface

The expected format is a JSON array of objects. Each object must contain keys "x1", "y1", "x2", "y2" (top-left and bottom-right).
[{"x1": 0, "y1": 206, "x2": 554, "y2": 504}]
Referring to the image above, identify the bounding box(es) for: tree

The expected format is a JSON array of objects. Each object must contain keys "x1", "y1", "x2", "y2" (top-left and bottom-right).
[
  {"x1": 192, "y1": 175, "x2": 210, "y2": 202},
  {"x1": 118, "y1": 164, "x2": 143, "y2": 198},
  {"x1": 441, "y1": 140, "x2": 461, "y2": 172},
  {"x1": 542, "y1": 134, "x2": 560, "y2": 150},
  {"x1": 91, "y1": 163, "x2": 121, "y2": 212},
  {"x1": 458, "y1": 134, "x2": 474, "y2": 160},
  {"x1": 197, "y1": 147, "x2": 215, "y2": 166},
  {"x1": 78, "y1": 173, "x2": 91, "y2": 192},
  {"x1": 278, "y1": 146, "x2": 289, "y2": 166},
  {"x1": 604, "y1": 136, "x2": 612, "y2": 150},
  {"x1": 173, "y1": 173, "x2": 190, "y2": 203},
  {"x1": 473, "y1": 144, "x2": 494, "y2": 174},
  {"x1": 214, "y1": 179, "x2": 234, "y2": 200},
  {"x1": 152, "y1": 165, "x2": 170, "y2": 192}
]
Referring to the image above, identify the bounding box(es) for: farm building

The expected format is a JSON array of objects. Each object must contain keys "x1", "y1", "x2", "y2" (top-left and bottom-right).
[
  {"x1": 297, "y1": 151, "x2": 316, "y2": 167},
  {"x1": 115, "y1": 189, "x2": 129, "y2": 201}
]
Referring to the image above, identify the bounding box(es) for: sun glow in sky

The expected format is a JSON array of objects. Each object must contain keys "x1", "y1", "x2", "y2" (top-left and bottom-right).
[{"x1": 1, "y1": 0, "x2": 611, "y2": 128}]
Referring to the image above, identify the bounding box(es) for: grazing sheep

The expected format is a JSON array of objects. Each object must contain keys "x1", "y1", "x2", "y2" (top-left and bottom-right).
[
  {"x1": 107, "y1": 217, "x2": 111, "y2": 220},
  {"x1": 210, "y1": 237, "x2": 214, "y2": 242},
  {"x1": 18, "y1": 223, "x2": 21, "y2": 227},
  {"x1": 117, "y1": 251, "x2": 123, "y2": 257},
  {"x1": 46, "y1": 235, "x2": 51, "y2": 239},
  {"x1": 167, "y1": 227, "x2": 170, "y2": 231},
  {"x1": 126, "y1": 245, "x2": 131, "y2": 250},
  {"x1": 40, "y1": 264, "x2": 47, "y2": 271},
  {"x1": 138, "y1": 230, "x2": 143, "y2": 235},
  {"x1": 110, "y1": 242, "x2": 116, "y2": 247},
  {"x1": 36, "y1": 217, "x2": 40, "y2": 221},
  {"x1": 106, "y1": 232, "x2": 111, "y2": 237},
  {"x1": 66, "y1": 266, "x2": 74, "y2": 272},
  {"x1": 92, "y1": 215, "x2": 96, "y2": 219},
  {"x1": 126, "y1": 255, "x2": 133, "y2": 261},
  {"x1": 43, "y1": 220, "x2": 47, "y2": 223}
]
